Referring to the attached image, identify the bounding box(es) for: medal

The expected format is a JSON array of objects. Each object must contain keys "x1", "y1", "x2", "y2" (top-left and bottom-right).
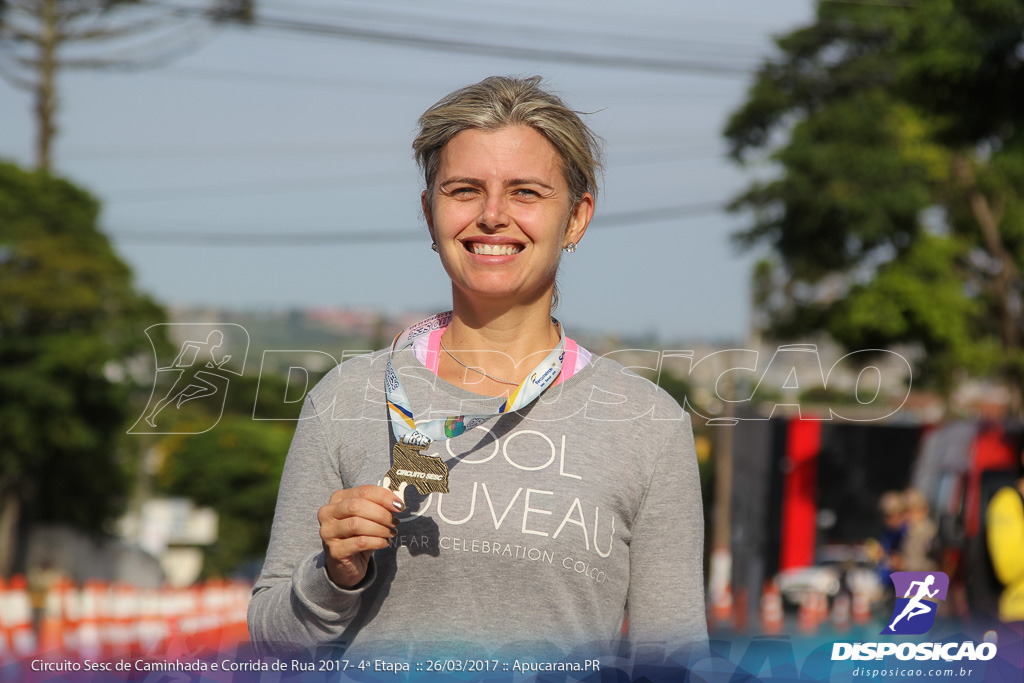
[
  {"x1": 384, "y1": 441, "x2": 450, "y2": 496},
  {"x1": 383, "y1": 311, "x2": 567, "y2": 496}
]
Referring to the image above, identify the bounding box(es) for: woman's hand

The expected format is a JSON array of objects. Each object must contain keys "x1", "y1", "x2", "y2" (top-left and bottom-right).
[{"x1": 317, "y1": 485, "x2": 404, "y2": 588}]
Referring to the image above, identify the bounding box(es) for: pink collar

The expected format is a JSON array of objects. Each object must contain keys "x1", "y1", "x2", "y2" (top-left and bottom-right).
[{"x1": 413, "y1": 326, "x2": 588, "y2": 386}]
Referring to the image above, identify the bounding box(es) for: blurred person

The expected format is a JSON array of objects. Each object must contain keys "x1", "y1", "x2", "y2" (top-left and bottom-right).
[
  {"x1": 878, "y1": 490, "x2": 908, "y2": 575},
  {"x1": 901, "y1": 488, "x2": 938, "y2": 572},
  {"x1": 26, "y1": 559, "x2": 62, "y2": 632},
  {"x1": 985, "y1": 447, "x2": 1024, "y2": 622},
  {"x1": 247, "y1": 76, "x2": 708, "y2": 660}
]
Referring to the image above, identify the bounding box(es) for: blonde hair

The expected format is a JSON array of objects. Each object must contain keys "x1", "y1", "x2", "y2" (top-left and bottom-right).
[
  {"x1": 412, "y1": 75, "x2": 603, "y2": 208},
  {"x1": 879, "y1": 491, "x2": 906, "y2": 517}
]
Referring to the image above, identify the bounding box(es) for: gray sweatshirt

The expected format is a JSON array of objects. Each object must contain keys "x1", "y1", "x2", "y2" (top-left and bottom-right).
[{"x1": 248, "y1": 346, "x2": 708, "y2": 659}]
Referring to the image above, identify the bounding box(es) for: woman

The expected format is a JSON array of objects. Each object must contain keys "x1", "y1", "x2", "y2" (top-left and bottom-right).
[{"x1": 248, "y1": 76, "x2": 708, "y2": 662}]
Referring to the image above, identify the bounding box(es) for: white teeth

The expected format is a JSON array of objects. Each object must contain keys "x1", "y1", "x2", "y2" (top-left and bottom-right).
[{"x1": 470, "y1": 243, "x2": 522, "y2": 255}]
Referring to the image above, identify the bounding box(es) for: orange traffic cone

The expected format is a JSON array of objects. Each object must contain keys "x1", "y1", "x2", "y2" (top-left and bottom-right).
[
  {"x1": 106, "y1": 582, "x2": 135, "y2": 657},
  {"x1": 813, "y1": 591, "x2": 829, "y2": 629},
  {"x1": 832, "y1": 592, "x2": 851, "y2": 633},
  {"x1": 760, "y1": 582, "x2": 784, "y2": 635},
  {"x1": 76, "y1": 580, "x2": 103, "y2": 660},
  {"x1": 798, "y1": 590, "x2": 824, "y2": 635},
  {"x1": 164, "y1": 586, "x2": 198, "y2": 659},
  {"x1": 231, "y1": 580, "x2": 252, "y2": 644},
  {"x1": 200, "y1": 580, "x2": 225, "y2": 651},
  {"x1": 7, "y1": 575, "x2": 37, "y2": 658},
  {"x1": 37, "y1": 578, "x2": 69, "y2": 658},
  {"x1": 60, "y1": 578, "x2": 81, "y2": 657},
  {"x1": 712, "y1": 585, "x2": 734, "y2": 629},
  {"x1": 134, "y1": 587, "x2": 165, "y2": 657},
  {"x1": 0, "y1": 576, "x2": 11, "y2": 664},
  {"x1": 852, "y1": 588, "x2": 871, "y2": 625}
]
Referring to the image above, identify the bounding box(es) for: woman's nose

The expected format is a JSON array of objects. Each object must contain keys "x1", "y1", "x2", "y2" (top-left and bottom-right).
[{"x1": 478, "y1": 192, "x2": 509, "y2": 230}]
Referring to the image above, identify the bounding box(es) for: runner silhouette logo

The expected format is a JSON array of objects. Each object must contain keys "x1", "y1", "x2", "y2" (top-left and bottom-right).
[
  {"x1": 129, "y1": 323, "x2": 249, "y2": 434},
  {"x1": 881, "y1": 571, "x2": 949, "y2": 635}
]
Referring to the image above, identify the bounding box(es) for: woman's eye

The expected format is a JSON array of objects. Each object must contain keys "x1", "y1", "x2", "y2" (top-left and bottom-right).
[
  {"x1": 452, "y1": 187, "x2": 476, "y2": 196},
  {"x1": 513, "y1": 188, "x2": 539, "y2": 197}
]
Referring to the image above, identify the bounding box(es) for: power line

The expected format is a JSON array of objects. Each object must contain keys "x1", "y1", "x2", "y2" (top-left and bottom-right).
[
  {"x1": 105, "y1": 169, "x2": 414, "y2": 202},
  {"x1": 147, "y1": 2, "x2": 760, "y2": 78},
  {"x1": 62, "y1": 136, "x2": 408, "y2": 160},
  {"x1": 239, "y1": 17, "x2": 774, "y2": 70},
  {"x1": 256, "y1": 0, "x2": 774, "y2": 62},
  {"x1": 264, "y1": 0, "x2": 790, "y2": 43},
  {"x1": 109, "y1": 200, "x2": 727, "y2": 245},
  {"x1": 819, "y1": 0, "x2": 917, "y2": 7},
  {"x1": 133, "y1": 62, "x2": 744, "y2": 98},
  {"x1": 69, "y1": 124, "x2": 718, "y2": 165},
  {"x1": 65, "y1": 138, "x2": 722, "y2": 161},
  {"x1": 143, "y1": 64, "x2": 447, "y2": 93},
  {"x1": 100, "y1": 146, "x2": 726, "y2": 202}
]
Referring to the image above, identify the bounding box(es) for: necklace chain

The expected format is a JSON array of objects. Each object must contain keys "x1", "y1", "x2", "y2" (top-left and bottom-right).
[{"x1": 439, "y1": 335, "x2": 519, "y2": 386}]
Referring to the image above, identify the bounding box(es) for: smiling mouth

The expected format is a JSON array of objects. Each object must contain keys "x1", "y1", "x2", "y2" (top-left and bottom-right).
[{"x1": 465, "y1": 242, "x2": 524, "y2": 256}]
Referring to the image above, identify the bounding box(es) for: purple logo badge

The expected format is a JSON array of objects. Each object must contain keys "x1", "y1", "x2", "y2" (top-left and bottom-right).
[{"x1": 881, "y1": 571, "x2": 949, "y2": 635}]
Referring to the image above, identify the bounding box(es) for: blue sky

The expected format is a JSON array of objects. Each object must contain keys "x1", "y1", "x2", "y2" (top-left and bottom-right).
[{"x1": 0, "y1": 0, "x2": 815, "y2": 342}]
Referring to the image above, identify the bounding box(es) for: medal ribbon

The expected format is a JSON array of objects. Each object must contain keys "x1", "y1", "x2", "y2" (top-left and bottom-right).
[{"x1": 385, "y1": 311, "x2": 567, "y2": 448}]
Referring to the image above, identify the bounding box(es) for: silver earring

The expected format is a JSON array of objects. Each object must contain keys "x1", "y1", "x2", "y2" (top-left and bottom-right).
[
  {"x1": 564, "y1": 242, "x2": 577, "y2": 253},
  {"x1": 431, "y1": 242, "x2": 438, "y2": 252}
]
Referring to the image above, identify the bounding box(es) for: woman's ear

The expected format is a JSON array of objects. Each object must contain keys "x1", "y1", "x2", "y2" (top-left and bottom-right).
[
  {"x1": 564, "y1": 192, "x2": 594, "y2": 248},
  {"x1": 421, "y1": 190, "x2": 436, "y2": 243}
]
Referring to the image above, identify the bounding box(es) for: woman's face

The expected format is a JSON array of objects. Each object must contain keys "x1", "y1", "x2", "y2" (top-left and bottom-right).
[{"x1": 422, "y1": 125, "x2": 592, "y2": 308}]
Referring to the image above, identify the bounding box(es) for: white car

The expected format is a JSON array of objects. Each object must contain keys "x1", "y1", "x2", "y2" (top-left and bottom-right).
[{"x1": 775, "y1": 545, "x2": 883, "y2": 607}]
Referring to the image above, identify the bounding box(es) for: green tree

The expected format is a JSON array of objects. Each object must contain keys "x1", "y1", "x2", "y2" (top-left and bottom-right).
[
  {"x1": 157, "y1": 417, "x2": 291, "y2": 577},
  {"x1": 0, "y1": 160, "x2": 166, "y2": 575},
  {"x1": 725, "y1": 0, "x2": 1023, "y2": 413}
]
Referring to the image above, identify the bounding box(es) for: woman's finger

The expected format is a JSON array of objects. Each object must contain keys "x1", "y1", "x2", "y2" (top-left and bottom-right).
[
  {"x1": 321, "y1": 515, "x2": 396, "y2": 543},
  {"x1": 319, "y1": 492, "x2": 401, "y2": 529},
  {"x1": 353, "y1": 484, "x2": 406, "y2": 511},
  {"x1": 335, "y1": 497, "x2": 398, "y2": 528},
  {"x1": 323, "y1": 534, "x2": 392, "y2": 560},
  {"x1": 329, "y1": 485, "x2": 405, "y2": 511}
]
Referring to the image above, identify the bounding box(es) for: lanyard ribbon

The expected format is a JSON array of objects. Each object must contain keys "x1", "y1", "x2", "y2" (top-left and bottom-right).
[{"x1": 385, "y1": 311, "x2": 567, "y2": 448}]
